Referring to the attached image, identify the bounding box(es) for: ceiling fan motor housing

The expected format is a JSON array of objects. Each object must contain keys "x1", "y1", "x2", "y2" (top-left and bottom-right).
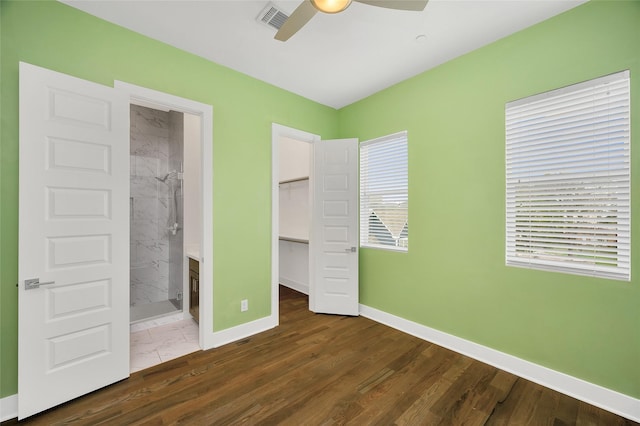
[{"x1": 311, "y1": 0, "x2": 353, "y2": 14}]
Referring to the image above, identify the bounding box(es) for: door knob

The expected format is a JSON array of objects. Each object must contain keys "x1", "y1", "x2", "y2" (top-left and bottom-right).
[{"x1": 345, "y1": 247, "x2": 357, "y2": 253}]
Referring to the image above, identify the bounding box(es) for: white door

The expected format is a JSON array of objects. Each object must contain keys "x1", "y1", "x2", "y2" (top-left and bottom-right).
[
  {"x1": 310, "y1": 138, "x2": 359, "y2": 316},
  {"x1": 18, "y1": 62, "x2": 129, "y2": 419}
]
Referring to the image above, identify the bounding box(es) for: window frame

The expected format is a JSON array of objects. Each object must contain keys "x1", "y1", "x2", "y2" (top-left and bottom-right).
[
  {"x1": 505, "y1": 71, "x2": 631, "y2": 281},
  {"x1": 359, "y1": 131, "x2": 409, "y2": 252}
]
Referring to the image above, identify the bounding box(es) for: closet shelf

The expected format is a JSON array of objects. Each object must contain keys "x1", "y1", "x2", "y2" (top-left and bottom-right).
[
  {"x1": 279, "y1": 176, "x2": 309, "y2": 185},
  {"x1": 279, "y1": 236, "x2": 309, "y2": 244}
]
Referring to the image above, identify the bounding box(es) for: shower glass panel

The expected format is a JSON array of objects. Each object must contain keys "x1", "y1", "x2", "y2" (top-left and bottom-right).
[{"x1": 130, "y1": 105, "x2": 184, "y2": 323}]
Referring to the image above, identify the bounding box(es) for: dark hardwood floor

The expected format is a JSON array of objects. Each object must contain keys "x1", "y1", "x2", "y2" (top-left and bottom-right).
[{"x1": 4, "y1": 286, "x2": 636, "y2": 425}]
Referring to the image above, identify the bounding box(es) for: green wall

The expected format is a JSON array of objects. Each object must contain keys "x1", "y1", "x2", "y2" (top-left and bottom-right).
[
  {"x1": 0, "y1": 0, "x2": 338, "y2": 398},
  {"x1": 1, "y1": 0, "x2": 639, "y2": 404},
  {"x1": 338, "y1": 1, "x2": 640, "y2": 398}
]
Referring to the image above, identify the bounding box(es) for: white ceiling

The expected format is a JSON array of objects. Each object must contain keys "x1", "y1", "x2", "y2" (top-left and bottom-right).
[{"x1": 61, "y1": 0, "x2": 587, "y2": 109}]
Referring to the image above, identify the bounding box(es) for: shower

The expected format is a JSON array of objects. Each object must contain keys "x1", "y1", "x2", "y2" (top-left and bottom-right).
[{"x1": 130, "y1": 105, "x2": 185, "y2": 323}]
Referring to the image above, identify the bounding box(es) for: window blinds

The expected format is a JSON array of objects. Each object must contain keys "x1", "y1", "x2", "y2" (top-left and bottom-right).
[
  {"x1": 360, "y1": 131, "x2": 408, "y2": 251},
  {"x1": 506, "y1": 71, "x2": 630, "y2": 280}
]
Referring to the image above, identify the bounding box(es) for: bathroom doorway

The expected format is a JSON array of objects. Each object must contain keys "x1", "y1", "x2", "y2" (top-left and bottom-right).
[
  {"x1": 115, "y1": 80, "x2": 214, "y2": 370},
  {"x1": 114, "y1": 81, "x2": 215, "y2": 349},
  {"x1": 128, "y1": 104, "x2": 203, "y2": 371}
]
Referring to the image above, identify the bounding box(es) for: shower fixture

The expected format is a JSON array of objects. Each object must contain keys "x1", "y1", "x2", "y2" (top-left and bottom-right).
[
  {"x1": 155, "y1": 170, "x2": 183, "y2": 183},
  {"x1": 168, "y1": 222, "x2": 179, "y2": 236},
  {"x1": 156, "y1": 167, "x2": 184, "y2": 236}
]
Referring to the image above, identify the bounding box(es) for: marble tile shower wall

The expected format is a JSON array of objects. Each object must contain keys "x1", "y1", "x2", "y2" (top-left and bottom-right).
[
  {"x1": 168, "y1": 111, "x2": 184, "y2": 308},
  {"x1": 130, "y1": 105, "x2": 171, "y2": 306}
]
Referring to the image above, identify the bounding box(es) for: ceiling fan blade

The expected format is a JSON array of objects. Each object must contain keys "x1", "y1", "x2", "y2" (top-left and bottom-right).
[
  {"x1": 354, "y1": 0, "x2": 428, "y2": 11},
  {"x1": 275, "y1": 1, "x2": 318, "y2": 41}
]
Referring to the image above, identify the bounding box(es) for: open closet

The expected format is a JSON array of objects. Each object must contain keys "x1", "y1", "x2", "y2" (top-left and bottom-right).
[{"x1": 278, "y1": 137, "x2": 311, "y2": 294}]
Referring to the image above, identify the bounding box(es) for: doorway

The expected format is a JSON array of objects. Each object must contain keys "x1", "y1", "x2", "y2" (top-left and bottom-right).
[
  {"x1": 271, "y1": 124, "x2": 360, "y2": 320},
  {"x1": 115, "y1": 82, "x2": 216, "y2": 362},
  {"x1": 127, "y1": 103, "x2": 203, "y2": 371},
  {"x1": 115, "y1": 81, "x2": 214, "y2": 351},
  {"x1": 278, "y1": 135, "x2": 312, "y2": 295},
  {"x1": 271, "y1": 124, "x2": 319, "y2": 322}
]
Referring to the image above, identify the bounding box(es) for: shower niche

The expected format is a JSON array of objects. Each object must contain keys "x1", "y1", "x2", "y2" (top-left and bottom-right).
[{"x1": 129, "y1": 105, "x2": 185, "y2": 323}]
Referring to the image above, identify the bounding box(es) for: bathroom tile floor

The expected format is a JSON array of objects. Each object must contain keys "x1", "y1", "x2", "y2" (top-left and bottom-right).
[{"x1": 130, "y1": 318, "x2": 200, "y2": 373}]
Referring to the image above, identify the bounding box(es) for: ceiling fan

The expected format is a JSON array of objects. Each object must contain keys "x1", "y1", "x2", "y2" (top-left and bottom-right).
[{"x1": 275, "y1": 0, "x2": 429, "y2": 41}]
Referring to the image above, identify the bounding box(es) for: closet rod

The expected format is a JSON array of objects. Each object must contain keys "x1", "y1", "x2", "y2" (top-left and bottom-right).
[
  {"x1": 279, "y1": 176, "x2": 309, "y2": 185},
  {"x1": 279, "y1": 236, "x2": 309, "y2": 244}
]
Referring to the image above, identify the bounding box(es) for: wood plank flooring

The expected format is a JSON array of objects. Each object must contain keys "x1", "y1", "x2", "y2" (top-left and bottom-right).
[{"x1": 4, "y1": 286, "x2": 636, "y2": 425}]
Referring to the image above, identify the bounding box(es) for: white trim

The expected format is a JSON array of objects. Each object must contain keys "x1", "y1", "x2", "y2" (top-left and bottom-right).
[
  {"x1": 5, "y1": 306, "x2": 636, "y2": 423},
  {"x1": 360, "y1": 304, "x2": 640, "y2": 423},
  {"x1": 0, "y1": 318, "x2": 273, "y2": 423},
  {"x1": 4, "y1": 308, "x2": 266, "y2": 424},
  {"x1": 359, "y1": 130, "x2": 407, "y2": 147},
  {"x1": 507, "y1": 70, "x2": 629, "y2": 107},
  {"x1": 113, "y1": 81, "x2": 215, "y2": 350},
  {"x1": 209, "y1": 316, "x2": 277, "y2": 348},
  {"x1": 1, "y1": 394, "x2": 18, "y2": 422},
  {"x1": 279, "y1": 278, "x2": 309, "y2": 295},
  {"x1": 360, "y1": 244, "x2": 408, "y2": 253},
  {"x1": 271, "y1": 124, "x2": 320, "y2": 321}
]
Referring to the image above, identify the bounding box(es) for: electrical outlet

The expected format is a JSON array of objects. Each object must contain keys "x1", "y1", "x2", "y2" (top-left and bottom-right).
[
  {"x1": 176, "y1": 291, "x2": 183, "y2": 301},
  {"x1": 241, "y1": 299, "x2": 248, "y2": 312}
]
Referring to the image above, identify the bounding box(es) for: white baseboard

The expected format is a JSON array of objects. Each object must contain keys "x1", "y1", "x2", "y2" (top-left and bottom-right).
[
  {"x1": 1, "y1": 393, "x2": 17, "y2": 422},
  {"x1": 280, "y1": 278, "x2": 309, "y2": 295},
  {"x1": 205, "y1": 315, "x2": 278, "y2": 350},
  {"x1": 6, "y1": 308, "x2": 637, "y2": 423},
  {"x1": 359, "y1": 304, "x2": 640, "y2": 422},
  {"x1": 0, "y1": 316, "x2": 278, "y2": 422}
]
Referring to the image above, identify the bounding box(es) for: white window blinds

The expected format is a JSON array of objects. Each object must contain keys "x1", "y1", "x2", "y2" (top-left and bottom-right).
[
  {"x1": 360, "y1": 131, "x2": 408, "y2": 251},
  {"x1": 505, "y1": 71, "x2": 630, "y2": 281}
]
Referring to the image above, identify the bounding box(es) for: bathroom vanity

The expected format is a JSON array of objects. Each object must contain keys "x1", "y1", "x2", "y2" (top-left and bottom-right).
[{"x1": 187, "y1": 252, "x2": 200, "y2": 323}]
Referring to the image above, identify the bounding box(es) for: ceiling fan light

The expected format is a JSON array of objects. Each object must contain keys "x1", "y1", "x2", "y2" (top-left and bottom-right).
[{"x1": 311, "y1": 0, "x2": 352, "y2": 14}]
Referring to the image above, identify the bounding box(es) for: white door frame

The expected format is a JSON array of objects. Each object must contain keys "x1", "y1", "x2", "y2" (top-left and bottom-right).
[
  {"x1": 115, "y1": 81, "x2": 215, "y2": 349},
  {"x1": 271, "y1": 124, "x2": 320, "y2": 322}
]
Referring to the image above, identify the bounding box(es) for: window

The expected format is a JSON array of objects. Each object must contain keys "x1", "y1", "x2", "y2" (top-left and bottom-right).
[
  {"x1": 506, "y1": 71, "x2": 630, "y2": 280},
  {"x1": 360, "y1": 131, "x2": 408, "y2": 251}
]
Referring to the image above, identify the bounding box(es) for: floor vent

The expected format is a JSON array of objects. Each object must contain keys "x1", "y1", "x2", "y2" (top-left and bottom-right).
[{"x1": 257, "y1": 3, "x2": 289, "y2": 31}]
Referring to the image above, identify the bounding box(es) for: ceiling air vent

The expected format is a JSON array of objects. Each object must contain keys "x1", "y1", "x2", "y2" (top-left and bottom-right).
[{"x1": 257, "y1": 3, "x2": 289, "y2": 31}]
